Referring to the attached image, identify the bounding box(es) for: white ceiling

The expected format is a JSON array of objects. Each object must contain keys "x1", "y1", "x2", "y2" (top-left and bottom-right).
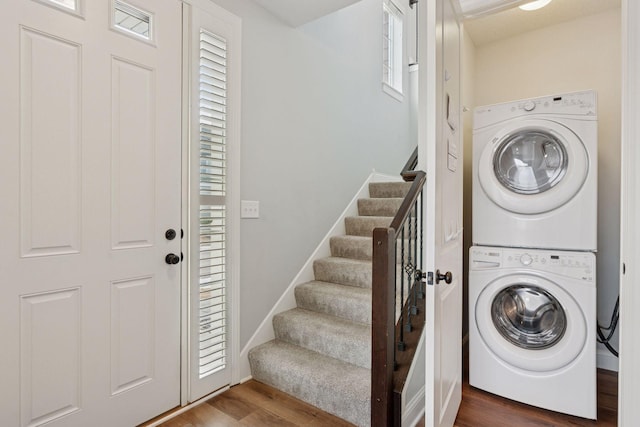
[
  {"x1": 464, "y1": 0, "x2": 621, "y2": 46},
  {"x1": 252, "y1": 0, "x2": 361, "y2": 27}
]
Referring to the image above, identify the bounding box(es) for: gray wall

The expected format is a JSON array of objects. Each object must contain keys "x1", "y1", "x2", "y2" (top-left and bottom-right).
[{"x1": 208, "y1": 0, "x2": 415, "y2": 348}]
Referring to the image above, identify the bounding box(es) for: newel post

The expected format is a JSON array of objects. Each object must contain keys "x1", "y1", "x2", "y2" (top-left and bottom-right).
[{"x1": 371, "y1": 227, "x2": 397, "y2": 427}]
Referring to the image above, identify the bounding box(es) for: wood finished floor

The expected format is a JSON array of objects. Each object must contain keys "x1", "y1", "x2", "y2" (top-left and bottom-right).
[
  {"x1": 149, "y1": 360, "x2": 617, "y2": 427},
  {"x1": 454, "y1": 368, "x2": 617, "y2": 427}
]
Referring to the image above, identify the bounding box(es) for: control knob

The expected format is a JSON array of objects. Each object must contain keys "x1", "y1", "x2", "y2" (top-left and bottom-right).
[{"x1": 520, "y1": 253, "x2": 533, "y2": 266}]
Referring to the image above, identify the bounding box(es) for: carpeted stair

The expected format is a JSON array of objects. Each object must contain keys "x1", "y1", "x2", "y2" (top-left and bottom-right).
[{"x1": 248, "y1": 181, "x2": 411, "y2": 427}]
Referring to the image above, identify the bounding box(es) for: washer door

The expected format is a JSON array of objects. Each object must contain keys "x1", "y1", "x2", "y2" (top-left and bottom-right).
[
  {"x1": 478, "y1": 119, "x2": 589, "y2": 214},
  {"x1": 475, "y1": 274, "x2": 587, "y2": 372}
]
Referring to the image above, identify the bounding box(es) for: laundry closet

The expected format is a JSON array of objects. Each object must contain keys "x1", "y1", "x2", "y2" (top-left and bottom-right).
[{"x1": 460, "y1": 0, "x2": 621, "y2": 417}]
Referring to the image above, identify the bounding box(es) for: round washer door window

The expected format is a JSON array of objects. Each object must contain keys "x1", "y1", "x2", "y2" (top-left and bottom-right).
[
  {"x1": 475, "y1": 274, "x2": 587, "y2": 372},
  {"x1": 478, "y1": 119, "x2": 589, "y2": 215},
  {"x1": 493, "y1": 131, "x2": 567, "y2": 195},
  {"x1": 491, "y1": 285, "x2": 566, "y2": 350}
]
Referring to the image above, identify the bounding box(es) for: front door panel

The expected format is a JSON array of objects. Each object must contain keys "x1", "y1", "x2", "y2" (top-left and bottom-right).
[{"x1": 0, "y1": 1, "x2": 182, "y2": 426}]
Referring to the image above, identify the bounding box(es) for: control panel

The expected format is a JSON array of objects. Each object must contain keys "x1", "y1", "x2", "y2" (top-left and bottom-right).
[
  {"x1": 470, "y1": 246, "x2": 595, "y2": 282},
  {"x1": 473, "y1": 90, "x2": 597, "y2": 130}
]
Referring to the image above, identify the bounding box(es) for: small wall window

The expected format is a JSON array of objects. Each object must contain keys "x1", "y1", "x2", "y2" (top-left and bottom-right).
[{"x1": 382, "y1": 0, "x2": 404, "y2": 100}]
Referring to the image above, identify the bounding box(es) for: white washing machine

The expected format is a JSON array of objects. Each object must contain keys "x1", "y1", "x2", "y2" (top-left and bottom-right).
[
  {"x1": 472, "y1": 90, "x2": 597, "y2": 251},
  {"x1": 469, "y1": 246, "x2": 596, "y2": 419}
]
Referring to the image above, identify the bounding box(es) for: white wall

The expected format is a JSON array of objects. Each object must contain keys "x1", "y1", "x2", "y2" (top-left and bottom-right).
[
  {"x1": 471, "y1": 8, "x2": 622, "y2": 368},
  {"x1": 207, "y1": 0, "x2": 415, "y2": 349}
]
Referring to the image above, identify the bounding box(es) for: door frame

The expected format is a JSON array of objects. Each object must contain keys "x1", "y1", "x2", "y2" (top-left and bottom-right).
[
  {"x1": 419, "y1": 0, "x2": 464, "y2": 425},
  {"x1": 619, "y1": 0, "x2": 639, "y2": 424},
  {"x1": 179, "y1": 0, "x2": 242, "y2": 406},
  {"x1": 434, "y1": 0, "x2": 633, "y2": 425}
]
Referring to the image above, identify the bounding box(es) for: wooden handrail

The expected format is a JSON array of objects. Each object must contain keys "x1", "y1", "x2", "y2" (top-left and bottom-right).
[
  {"x1": 401, "y1": 146, "x2": 419, "y2": 177},
  {"x1": 389, "y1": 171, "x2": 426, "y2": 233},
  {"x1": 371, "y1": 165, "x2": 426, "y2": 427}
]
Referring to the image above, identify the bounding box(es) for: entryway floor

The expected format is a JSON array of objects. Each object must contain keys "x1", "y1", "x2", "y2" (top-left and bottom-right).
[{"x1": 145, "y1": 353, "x2": 617, "y2": 427}]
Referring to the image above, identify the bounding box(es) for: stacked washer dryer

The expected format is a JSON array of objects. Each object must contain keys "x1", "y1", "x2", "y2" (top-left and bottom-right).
[{"x1": 469, "y1": 90, "x2": 598, "y2": 419}]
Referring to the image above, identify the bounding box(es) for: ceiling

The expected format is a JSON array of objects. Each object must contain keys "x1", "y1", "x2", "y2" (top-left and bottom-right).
[
  {"x1": 464, "y1": 0, "x2": 621, "y2": 46},
  {"x1": 252, "y1": 0, "x2": 361, "y2": 27}
]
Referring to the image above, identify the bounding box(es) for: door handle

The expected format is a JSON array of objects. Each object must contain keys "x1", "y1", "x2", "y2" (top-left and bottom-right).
[
  {"x1": 165, "y1": 253, "x2": 180, "y2": 265},
  {"x1": 435, "y1": 269, "x2": 453, "y2": 284}
]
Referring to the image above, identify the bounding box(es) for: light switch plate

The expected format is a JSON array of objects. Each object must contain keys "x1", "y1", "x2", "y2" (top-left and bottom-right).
[{"x1": 241, "y1": 200, "x2": 260, "y2": 219}]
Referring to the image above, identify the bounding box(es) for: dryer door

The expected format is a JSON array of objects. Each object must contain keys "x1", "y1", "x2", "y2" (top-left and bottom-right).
[
  {"x1": 475, "y1": 274, "x2": 587, "y2": 372},
  {"x1": 478, "y1": 119, "x2": 589, "y2": 214}
]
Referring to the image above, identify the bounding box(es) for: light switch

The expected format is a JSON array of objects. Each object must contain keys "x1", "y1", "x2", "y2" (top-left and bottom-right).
[{"x1": 241, "y1": 200, "x2": 260, "y2": 219}]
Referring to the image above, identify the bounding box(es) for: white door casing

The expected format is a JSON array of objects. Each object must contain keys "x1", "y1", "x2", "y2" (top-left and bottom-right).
[
  {"x1": 620, "y1": 0, "x2": 640, "y2": 424},
  {"x1": 0, "y1": 1, "x2": 182, "y2": 426},
  {"x1": 419, "y1": 0, "x2": 463, "y2": 426}
]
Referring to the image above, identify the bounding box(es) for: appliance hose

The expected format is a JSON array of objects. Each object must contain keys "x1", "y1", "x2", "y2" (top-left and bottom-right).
[{"x1": 596, "y1": 296, "x2": 619, "y2": 357}]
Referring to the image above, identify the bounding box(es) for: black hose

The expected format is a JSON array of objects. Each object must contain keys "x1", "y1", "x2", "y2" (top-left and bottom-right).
[{"x1": 596, "y1": 296, "x2": 619, "y2": 357}]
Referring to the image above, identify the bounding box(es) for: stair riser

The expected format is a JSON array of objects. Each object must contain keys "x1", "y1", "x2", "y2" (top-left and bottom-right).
[
  {"x1": 369, "y1": 181, "x2": 412, "y2": 198},
  {"x1": 295, "y1": 282, "x2": 372, "y2": 324},
  {"x1": 330, "y1": 236, "x2": 372, "y2": 260},
  {"x1": 313, "y1": 259, "x2": 372, "y2": 288},
  {"x1": 345, "y1": 216, "x2": 392, "y2": 237},
  {"x1": 273, "y1": 310, "x2": 371, "y2": 369},
  {"x1": 248, "y1": 341, "x2": 371, "y2": 427},
  {"x1": 357, "y1": 198, "x2": 403, "y2": 217}
]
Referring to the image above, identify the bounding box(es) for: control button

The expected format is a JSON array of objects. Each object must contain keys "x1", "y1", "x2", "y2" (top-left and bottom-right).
[
  {"x1": 523, "y1": 101, "x2": 536, "y2": 112},
  {"x1": 541, "y1": 258, "x2": 547, "y2": 264},
  {"x1": 520, "y1": 254, "x2": 533, "y2": 266}
]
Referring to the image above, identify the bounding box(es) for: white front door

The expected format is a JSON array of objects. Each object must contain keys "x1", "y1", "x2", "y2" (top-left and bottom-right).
[
  {"x1": 419, "y1": 0, "x2": 463, "y2": 425},
  {"x1": 0, "y1": 1, "x2": 182, "y2": 426}
]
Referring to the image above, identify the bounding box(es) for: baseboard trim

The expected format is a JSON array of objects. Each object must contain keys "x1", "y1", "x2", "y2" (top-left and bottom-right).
[
  {"x1": 597, "y1": 347, "x2": 619, "y2": 372},
  {"x1": 402, "y1": 385, "x2": 426, "y2": 427}
]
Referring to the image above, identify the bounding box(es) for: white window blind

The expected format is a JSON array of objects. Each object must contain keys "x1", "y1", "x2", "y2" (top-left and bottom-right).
[{"x1": 198, "y1": 29, "x2": 227, "y2": 379}]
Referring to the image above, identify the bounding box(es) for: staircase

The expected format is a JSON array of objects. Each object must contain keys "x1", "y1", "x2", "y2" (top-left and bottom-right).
[{"x1": 248, "y1": 181, "x2": 412, "y2": 427}]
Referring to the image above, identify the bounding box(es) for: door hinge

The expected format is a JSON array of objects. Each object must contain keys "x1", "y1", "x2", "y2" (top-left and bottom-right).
[{"x1": 427, "y1": 271, "x2": 434, "y2": 286}]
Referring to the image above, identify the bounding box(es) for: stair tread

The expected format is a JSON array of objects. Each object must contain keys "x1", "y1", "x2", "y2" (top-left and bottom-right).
[
  {"x1": 248, "y1": 340, "x2": 370, "y2": 427},
  {"x1": 313, "y1": 257, "x2": 372, "y2": 288},
  {"x1": 274, "y1": 308, "x2": 370, "y2": 369}
]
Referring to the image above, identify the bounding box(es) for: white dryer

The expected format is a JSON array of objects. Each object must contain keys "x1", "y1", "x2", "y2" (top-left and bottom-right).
[
  {"x1": 469, "y1": 246, "x2": 596, "y2": 419},
  {"x1": 472, "y1": 90, "x2": 597, "y2": 251}
]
